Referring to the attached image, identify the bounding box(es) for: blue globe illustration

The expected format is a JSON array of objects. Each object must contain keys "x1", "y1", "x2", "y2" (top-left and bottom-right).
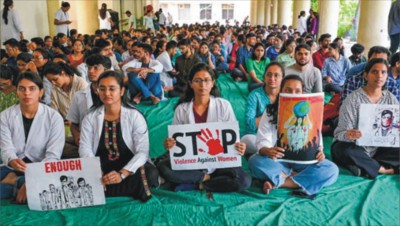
[{"x1": 293, "y1": 101, "x2": 310, "y2": 117}]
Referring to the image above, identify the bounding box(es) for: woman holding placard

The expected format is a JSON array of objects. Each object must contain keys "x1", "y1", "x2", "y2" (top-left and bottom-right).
[
  {"x1": 157, "y1": 63, "x2": 251, "y2": 193},
  {"x1": 248, "y1": 75, "x2": 338, "y2": 198},
  {"x1": 0, "y1": 72, "x2": 65, "y2": 203},
  {"x1": 79, "y1": 71, "x2": 157, "y2": 202},
  {"x1": 332, "y1": 58, "x2": 399, "y2": 179}
]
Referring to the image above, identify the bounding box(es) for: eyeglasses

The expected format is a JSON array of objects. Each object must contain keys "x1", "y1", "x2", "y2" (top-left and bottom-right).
[
  {"x1": 17, "y1": 86, "x2": 38, "y2": 92},
  {"x1": 97, "y1": 86, "x2": 120, "y2": 93},
  {"x1": 17, "y1": 63, "x2": 27, "y2": 67},
  {"x1": 192, "y1": 78, "x2": 213, "y2": 85}
]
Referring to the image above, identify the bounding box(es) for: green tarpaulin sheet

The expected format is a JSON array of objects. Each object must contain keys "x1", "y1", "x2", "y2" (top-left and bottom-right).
[{"x1": 1, "y1": 74, "x2": 398, "y2": 226}]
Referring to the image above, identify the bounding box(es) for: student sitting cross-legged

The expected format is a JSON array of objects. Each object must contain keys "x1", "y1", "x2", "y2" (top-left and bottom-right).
[
  {"x1": 78, "y1": 71, "x2": 159, "y2": 202},
  {"x1": 0, "y1": 72, "x2": 65, "y2": 203},
  {"x1": 156, "y1": 63, "x2": 251, "y2": 193},
  {"x1": 248, "y1": 75, "x2": 338, "y2": 198},
  {"x1": 122, "y1": 43, "x2": 163, "y2": 105},
  {"x1": 331, "y1": 58, "x2": 400, "y2": 178}
]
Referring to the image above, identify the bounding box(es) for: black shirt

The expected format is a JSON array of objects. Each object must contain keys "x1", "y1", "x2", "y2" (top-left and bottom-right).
[
  {"x1": 22, "y1": 115, "x2": 34, "y2": 143},
  {"x1": 96, "y1": 119, "x2": 133, "y2": 173}
]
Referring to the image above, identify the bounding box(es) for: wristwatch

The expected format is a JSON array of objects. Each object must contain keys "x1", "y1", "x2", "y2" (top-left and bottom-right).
[{"x1": 120, "y1": 172, "x2": 127, "y2": 180}]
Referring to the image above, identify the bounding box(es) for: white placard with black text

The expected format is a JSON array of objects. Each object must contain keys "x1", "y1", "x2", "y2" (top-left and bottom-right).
[
  {"x1": 25, "y1": 157, "x2": 105, "y2": 211},
  {"x1": 168, "y1": 121, "x2": 241, "y2": 170}
]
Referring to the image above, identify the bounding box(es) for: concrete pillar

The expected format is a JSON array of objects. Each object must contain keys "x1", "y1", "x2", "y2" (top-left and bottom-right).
[
  {"x1": 46, "y1": 0, "x2": 60, "y2": 36},
  {"x1": 271, "y1": 0, "x2": 278, "y2": 24},
  {"x1": 318, "y1": 0, "x2": 340, "y2": 38},
  {"x1": 256, "y1": 0, "x2": 266, "y2": 26},
  {"x1": 264, "y1": 0, "x2": 271, "y2": 26},
  {"x1": 358, "y1": 0, "x2": 392, "y2": 52},
  {"x1": 69, "y1": 0, "x2": 99, "y2": 35},
  {"x1": 292, "y1": 0, "x2": 311, "y2": 27},
  {"x1": 250, "y1": 0, "x2": 258, "y2": 26},
  {"x1": 278, "y1": 0, "x2": 292, "y2": 26}
]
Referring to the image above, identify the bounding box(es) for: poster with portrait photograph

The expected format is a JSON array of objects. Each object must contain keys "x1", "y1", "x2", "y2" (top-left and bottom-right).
[
  {"x1": 25, "y1": 157, "x2": 105, "y2": 211},
  {"x1": 357, "y1": 104, "x2": 400, "y2": 147},
  {"x1": 276, "y1": 93, "x2": 324, "y2": 164}
]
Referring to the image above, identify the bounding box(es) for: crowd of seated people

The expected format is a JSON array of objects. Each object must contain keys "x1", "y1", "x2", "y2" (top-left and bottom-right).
[{"x1": 0, "y1": 18, "x2": 399, "y2": 204}]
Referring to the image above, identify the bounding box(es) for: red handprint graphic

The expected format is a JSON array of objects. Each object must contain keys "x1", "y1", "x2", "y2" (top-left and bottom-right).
[{"x1": 197, "y1": 128, "x2": 224, "y2": 156}]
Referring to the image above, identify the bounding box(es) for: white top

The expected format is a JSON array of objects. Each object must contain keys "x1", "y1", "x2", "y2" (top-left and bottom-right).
[
  {"x1": 121, "y1": 51, "x2": 131, "y2": 61},
  {"x1": 297, "y1": 16, "x2": 307, "y2": 35},
  {"x1": 122, "y1": 58, "x2": 163, "y2": 76},
  {"x1": 79, "y1": 106, "x2": 150, "y2": 174},
  {"x1": 156, "y1": 51, "x2": 174, "y2": 87},
  {"x1": 0, "y1": 104, "x2": 65, "y2": 164},
  {"x1": 129, "y1": 15, "x2": 136, "y2": 29},
  {"x1": 172, "y1": 96, "x2": 237, "y2": 125},
  {"x1": 172, "y1": 97, "x2": 237, "y2": 173},
  {"x1": 0, "y1": 8, "x2": 22, "y2": 42},
  {"x1": 76, "y1": 63, "x2": 89, "y2": 83},
  {"x1": 55, "y1": 8, "x2": 69, "y2": 35},
  {"x1": 98, "y1": 11, "x2": 112, "y2": 30},
  {"x1": 143, "y1": 15, "x2": 154, "y2": 30},
  {"x1": 158, "y1": 13, "x2": 167, "y2": 25},
  {"x1": 66, "y1": 86, "x2": 93, "y2": 126}
]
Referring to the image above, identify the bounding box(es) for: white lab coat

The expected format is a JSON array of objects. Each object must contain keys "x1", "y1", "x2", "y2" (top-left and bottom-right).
[
  {"x1": 173, "y1": 96, "x2": 237, "y2": 125},
  {"x1": 54, "y1": 8, "x2": 69, "y2": 36},
  {"x1": 122, "y1": 58, "x2": 163, "y2": 76},
  {"x1": 66, "y1": 86, "x2": 93, "y2": 126},
  {"x1": 79, "y1": 105, "x2": 149, "y2": 173},
  {"x1": 156, "y1": 51, "x2": 174, "y2": 87},
  {"x1": 0, "y1": 8, "x2": 23, "y2": 42},
  {"x1": 0, "y1": 104, "x2": 65, "y2": 164},
  {"x1": 172, "y1": 96, "x2": 237, "y2": 173}
]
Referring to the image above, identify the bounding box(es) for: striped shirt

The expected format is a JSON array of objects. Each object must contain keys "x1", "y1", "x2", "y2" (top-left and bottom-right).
[
  {"x1": 334, "y1": 88, "x2": 399, "y2": 156},
  {"x1": 341, "y1": 72, "x2": 400, "y2": 103}
]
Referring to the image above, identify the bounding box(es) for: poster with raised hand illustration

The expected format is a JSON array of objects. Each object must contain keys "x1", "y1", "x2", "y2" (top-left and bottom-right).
[
  {"x1": 168, "y1": 122, "x2": 241, "y2": 170},
  {"x1": 25, "y1": 157, "x2": 105, "y2": 211},
  {"x1": 357, "y1": 104, "x2": 400, "y2": 147},
  {"x1": 276, "y1": 93, "x2": 324, "y2": 164}
]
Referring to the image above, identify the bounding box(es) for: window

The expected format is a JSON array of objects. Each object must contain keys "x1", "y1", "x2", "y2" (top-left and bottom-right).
[
  {"x1": 200, "y1": 4, "x2": 212, "y2": 20},
  {"x1": 222, "y1": 4, "x2": 234, "y2": 20},
  {"x1": 178, "y1": 4, "x2": 190, "y2": 20},
  {"x1": 159, "y1": 3, "x2": 168, "y2": 11}
]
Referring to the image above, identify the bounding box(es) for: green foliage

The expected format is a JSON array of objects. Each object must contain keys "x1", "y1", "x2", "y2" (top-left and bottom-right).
[
  {"x1": 311, "y1": 0, "x2": 319, "y2": 12},
  {"x1": 337, "y1": 0, "x2": 358, "y2": 37},
  {"x1": 0, "y1": 92, "x2": 18, "y2": 112},
  {"x1": 311, "y1": 0, "x2": 358, "y2": 38}
]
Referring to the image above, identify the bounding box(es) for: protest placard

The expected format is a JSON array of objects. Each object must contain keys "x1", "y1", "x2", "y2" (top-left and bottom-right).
[
  {"x1": 25, "y1": 157, "x2": 105, "y2": 211},
  {"x1": 168, "y1": 122, "x2": 241, "y2": 170}
]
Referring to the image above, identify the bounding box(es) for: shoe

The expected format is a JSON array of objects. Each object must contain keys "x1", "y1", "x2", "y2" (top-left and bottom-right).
[{"x1": 347, "y1": 165, "x2": 361, "y2": 176}]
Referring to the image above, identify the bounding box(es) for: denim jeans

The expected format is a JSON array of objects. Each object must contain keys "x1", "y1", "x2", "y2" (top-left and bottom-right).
[
  {"x1": 324, "y1": 83, "x2": 343, "y2": 93},
  {"x1": 0, "y1": 166, "x2": 25, "y2": 199},
  {"x1": 248, "y1": 154, "x2": 339, "y2": 195},
  {"x1": 216, "y1": 62, "x2": 229, "y2": 72},
  {"x1": 157, "y1": 159, "x2": 251, "y2": 192},
  {"x1": 128, "y1": 72, "x2": 162, "y2": 99}
]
